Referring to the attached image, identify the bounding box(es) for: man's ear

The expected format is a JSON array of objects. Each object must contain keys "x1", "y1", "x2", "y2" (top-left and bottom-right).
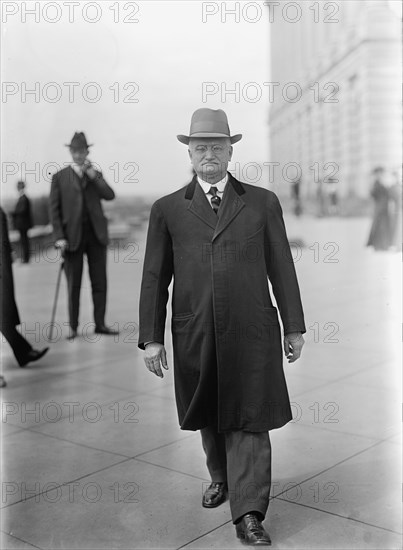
[
  {"x1": 188, "y1": 149, "x2": 193, "y2": 162},
  {"x1": 228, "y1": 145, "x2": 233, "y2": 161}
]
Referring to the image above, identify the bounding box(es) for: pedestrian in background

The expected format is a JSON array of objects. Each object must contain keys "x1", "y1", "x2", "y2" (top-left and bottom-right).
[
  {"x1": 388, "y1": 169, "x2": 402, "y2": 251},
  {"x1": 11, "y1": 180, "x2": 33, "y2": 264},
  {"x1": 49, "y1": 132, "x2": 119, "y2": 340},
  {"x1": 0, "y1": 207, "x2": 48, "y2": 369},
  {"x1": 316, "y1": 179, "x2": 326, "y2": 217},
  {"x1": 367, "y1": 167, "x2": 392, "y2": 251},
  {"x1": 327, "y1": 177, "x2": 340, "y2": 216},
  {"x1": 291, "y1": 176, "x2": 303, "y2": 217}
]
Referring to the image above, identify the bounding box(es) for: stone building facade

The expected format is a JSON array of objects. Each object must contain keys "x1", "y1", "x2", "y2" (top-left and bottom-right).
[{"x1": 268, "y1": 0, "x2": 401, "y2": 211}]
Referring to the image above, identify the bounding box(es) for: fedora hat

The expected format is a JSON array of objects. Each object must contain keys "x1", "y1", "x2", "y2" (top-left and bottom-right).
[
  {"x1": 65, "y1": 132, "x2": 93, "y2": 149},
  {"x1": 177, "y1": 108, "x2": 242, "y2": 145}
]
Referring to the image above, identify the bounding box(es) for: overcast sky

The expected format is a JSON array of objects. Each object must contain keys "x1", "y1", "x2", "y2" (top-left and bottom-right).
[{"x1": 1, "y1": 1, "x2": 271, "y2": 199}]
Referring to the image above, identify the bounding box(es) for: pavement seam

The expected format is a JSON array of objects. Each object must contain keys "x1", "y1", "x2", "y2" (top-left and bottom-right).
[
  {"x1": 0, "y1": 530, "x2": 44, "y2": 549},
  {"x1": 291, "y1": 359, "x2": 399, "y2": 399},
  {"x1": 274, "y1": 496, "x2": 402, "y2": 535},
  {"x1": 273, "y1": 436, "x2": 394, "y2": 495},
  {"x1": 176, "y1": 519, "x2": 233, "y2": 550},
  {"x1": 270, "y1": 437, "x2": 401, "y2": 534},
  {"x1": 133, "y1": 456, "x2": 210, "y2": 483},
  {"x1": 1, "y1": 434, "x2": 198, "y2": 509},
  {"x1": 3, "y1": 424, "x2": 133, "y2": 458},
  {"x1": 2, "y1": 388, "x2": 171, "y2": 431},
  {"x1": 282, "y1": 417, "x2": 400, "y2": 440},
  {"x1": 0, "y1": 455, "x2": 134, "y2": 509},
  {"x1": 131, "y1": 432, "x2": 197, "y2": 459}
]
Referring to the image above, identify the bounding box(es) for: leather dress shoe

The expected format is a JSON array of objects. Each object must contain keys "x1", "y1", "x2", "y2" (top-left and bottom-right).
[
  {"x1": 94, "y1": 325, "x2": 119, "y2": 335},
  {"x1": 20, "y1": 347, "x2": 49, "y2": 368},
  {"x1": 202, "y1": 482, "x2": 227, "y2": 508},
  {"x1": 236, "y1": 513, "x2": 271, "y2": 546},
  {"x1": 66, "y1": 330, "x2": 77, "y2": 340}
]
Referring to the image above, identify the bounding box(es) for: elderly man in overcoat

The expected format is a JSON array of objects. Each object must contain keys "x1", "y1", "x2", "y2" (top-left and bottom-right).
[
  {"x1": 138, "y1": 109, "x2": 305, "y2": 546},
  {"x1": 49, "y1": 132, "x2": 118, "y2": 339}
]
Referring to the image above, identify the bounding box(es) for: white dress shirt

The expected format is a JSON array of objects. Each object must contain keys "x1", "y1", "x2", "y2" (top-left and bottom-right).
[
  {"x1": 70, "y1": 163, "x2": 84, "y2": 178},
  {"x1": 197, "y1": 174, "x2": 228, "y2": 209}
]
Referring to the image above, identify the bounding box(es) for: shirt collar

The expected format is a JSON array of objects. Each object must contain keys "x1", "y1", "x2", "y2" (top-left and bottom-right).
[
  {"x1": 197, "y1": 173, "x2": 228, "y2": 195},
  {"x1": 70, "y1": 163, "x2": 83, "y2": 176}
]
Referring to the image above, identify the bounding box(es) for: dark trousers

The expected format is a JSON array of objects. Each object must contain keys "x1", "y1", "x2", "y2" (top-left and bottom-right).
[
  {"x1": 201, "y1": 426, "x2": 272, "y2": 523},
  {"x1": 19, "y1": 230, "x2": 30, "y2": 263},
  {"x1": 64, "y1": 222, "x2": 107, "y2": 330},
  {"x1": 1, "y1": 324, "x2": 32, "y2": 366}
]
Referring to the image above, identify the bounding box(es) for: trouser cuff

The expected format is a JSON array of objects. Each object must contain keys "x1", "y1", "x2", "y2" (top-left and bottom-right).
[{"x1": 232, "y1": 502, "x2": 268, "y2": 525}]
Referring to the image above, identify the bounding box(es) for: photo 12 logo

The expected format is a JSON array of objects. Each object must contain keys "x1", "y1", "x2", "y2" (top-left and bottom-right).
[
  {"x1": 201, "y1": 2, "x2": 340, "y2": 24},
  {"x1": 228, "y1": 160, "x2": 340, "y2": 186},
  {"x1": 1, "y1": 480, "x2": 140, "y2": 504},
  {"x1": 202, "y1": 81, "x2": 339, "y2": 104},
  {"x1": 2, "y1": 400, "x2": 140, "y2": 424},
  {"x1": 1, "y1": 2, "x2": 140, "y2": 24},
  {"x1": 0, "y1": 320, "x2": 140, "y2": 344},
  {"x1": 1, "y1": 161, "x2": 139, "y2": 185},
  {"x1": 1, "y1": 82, "x2": 140, "y2": 104}
]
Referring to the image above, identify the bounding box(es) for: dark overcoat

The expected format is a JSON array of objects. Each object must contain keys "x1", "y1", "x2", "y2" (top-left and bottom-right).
[
  {"x1": 12, "y1": 195, "x2": 33, "y2": 231},
  {"x1": 0, "y1": 208, "x2": 20, "y2": 329},
  {"x1": 139, "y1": 175, "x2": 306, "y2": 432},
  {"x1": 367, "y1": 180, "x2": 392, "y2": 250},
  {"x1": 49, "y1": 166, "x2": 115, "y2": 251}
]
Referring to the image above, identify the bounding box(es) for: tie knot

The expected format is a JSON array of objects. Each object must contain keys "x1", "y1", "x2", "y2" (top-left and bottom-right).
[{"x1": 208, "y1": 186, "x2": 221, "y2": 214}]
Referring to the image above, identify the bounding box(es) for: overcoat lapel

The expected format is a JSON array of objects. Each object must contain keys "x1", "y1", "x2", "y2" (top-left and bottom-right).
[
  {"x1": 68, "y1": 166, "x2": 84, "y2": 192},
  {"x1": 212, "y1": 176, "x2": 245, "y2": 241},
  {"x1": 186, "y1": 174, "x2": 246, "y2": 236},
  {"x1": 187, "y1": 178, "x2": 217, "y2": 230}
]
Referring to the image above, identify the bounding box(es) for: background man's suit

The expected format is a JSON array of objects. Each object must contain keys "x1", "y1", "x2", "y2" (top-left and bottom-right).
[
  {"x1": 49, "y1": 166, "x2": 115, "y2": 331},
  {"x1": 139, "y1": 173, "x2": 306, "y2": 521},
  {"x1": 1, "y1": 208, "x2": 48, "y2": 367},
  {"x1": 12, "y1": 193, "x2": 32, "y2": 263}
]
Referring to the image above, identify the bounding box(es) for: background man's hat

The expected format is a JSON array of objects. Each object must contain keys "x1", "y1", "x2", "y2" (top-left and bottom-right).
[
  {"x1": 65, "y1": 132, "x2": 93, "y2": 149},
  {"x1": 177, "y1": 108, "x2": 242, "y2": 145}
]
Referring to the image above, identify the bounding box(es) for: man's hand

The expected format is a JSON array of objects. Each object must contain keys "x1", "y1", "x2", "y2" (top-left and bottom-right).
[
  {"x1": 55, "y1": 239, "x2": 68, "y2": 253},
  {"x1": 144, "y1": 343, "x2": 168, "y2": 378},
  {"x1": 283, "y1": 332, "x2": 304, "y2": 363},
  {"x1": 82, "y1": 161, "x2": 97, "y2": 180}
]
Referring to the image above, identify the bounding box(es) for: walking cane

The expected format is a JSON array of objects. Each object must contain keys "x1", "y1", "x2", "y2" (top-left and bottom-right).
[{"x1": 49, "y1": 256, "x2": 64, "y2": 342}]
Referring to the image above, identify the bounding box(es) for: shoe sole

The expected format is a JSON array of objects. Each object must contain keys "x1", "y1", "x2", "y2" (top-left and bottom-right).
[
  {"x1": 19, "y1": 348, "x2": 49, "y2": 367},
  {"x1": 202, "y1": 497, "x2": 226, "y2": 508},
  {"x1": 202, "y1": 502, "x2": 225, "y2": 508},
  {"x1": 237, "y1": 536, "x2": 271, "y2": 546},
  {"x1": 236, "y1": 529, "x2": 271, "y2": 546}
]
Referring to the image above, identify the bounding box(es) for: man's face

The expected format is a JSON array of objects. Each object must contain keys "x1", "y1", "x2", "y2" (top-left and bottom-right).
[
  {"x1": 70, "y1": 147, "x2": 89, "y2": 166},
  {"x1": 188, "y1": 138, "x2": 233, "y2": 181}
]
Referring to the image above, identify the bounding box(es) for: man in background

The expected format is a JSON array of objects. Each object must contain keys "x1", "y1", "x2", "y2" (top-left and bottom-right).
[
  {"x1": 12, "y1": 180, "x2": 33, "y2": 263},
  {"x1": 49, "y1": 132, "x2": 118, "y2": 340},
  {"x1": 1, "y1": 207, "x2": 48, "y2": 370}
]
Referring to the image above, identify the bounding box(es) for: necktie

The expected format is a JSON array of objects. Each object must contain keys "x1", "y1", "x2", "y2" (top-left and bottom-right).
[
  {"x1": 208, "y1": 186, "x2": 221, "y2": 214},
  {"x1": 78, "y1": 170, "x2": 89, "y2": 224}
]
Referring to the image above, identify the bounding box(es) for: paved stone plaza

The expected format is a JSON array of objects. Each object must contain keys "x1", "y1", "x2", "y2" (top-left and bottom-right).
[{"x1": 1, "y1": 215, "x2": 401, "y2": 549}]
